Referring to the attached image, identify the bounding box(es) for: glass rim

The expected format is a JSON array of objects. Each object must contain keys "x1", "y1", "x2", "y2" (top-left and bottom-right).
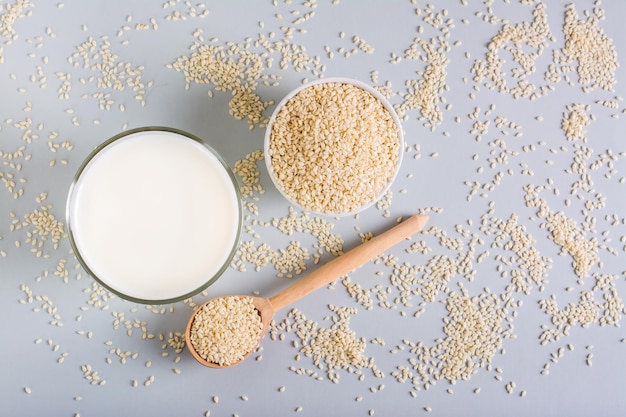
[{"x1": 65, "y1": 126, "x2": 243, "y2": 305}]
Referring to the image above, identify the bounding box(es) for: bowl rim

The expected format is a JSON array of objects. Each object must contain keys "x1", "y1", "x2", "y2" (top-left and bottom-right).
[
  {"x1": 65, "y1": 126, "x2": 243, "y2": 305},
  {"x1": 263, "y1": 77, "x2": 405, "y2": 217}
]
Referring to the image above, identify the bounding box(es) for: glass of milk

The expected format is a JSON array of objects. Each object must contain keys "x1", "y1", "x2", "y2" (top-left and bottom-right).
[{"x1": 66, "y1": 127, "x2": 242, "y2": 304}]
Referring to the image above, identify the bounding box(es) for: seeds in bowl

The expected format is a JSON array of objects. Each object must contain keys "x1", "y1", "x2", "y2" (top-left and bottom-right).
[
  {"x1": 189, "y1": 296, "x2": 263, "y2": 366},
  {"x1": 267, "y1": 81, "x2": 402, "y2": 215}
]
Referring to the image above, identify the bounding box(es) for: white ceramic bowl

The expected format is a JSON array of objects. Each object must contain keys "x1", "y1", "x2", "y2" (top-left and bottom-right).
[{"x1": 264, "y1": 77, "x2": 404, "y2": 217}]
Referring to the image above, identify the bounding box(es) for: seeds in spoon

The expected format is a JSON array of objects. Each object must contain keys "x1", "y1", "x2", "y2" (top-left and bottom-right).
[{"x1": 189, "y1": 296, "x2": 263, "y2": 366}]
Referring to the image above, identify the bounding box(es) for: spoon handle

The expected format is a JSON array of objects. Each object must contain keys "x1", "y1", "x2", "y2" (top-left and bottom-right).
[{"x1": 268, "y1": 214, "x2": 429, "y2": 311}]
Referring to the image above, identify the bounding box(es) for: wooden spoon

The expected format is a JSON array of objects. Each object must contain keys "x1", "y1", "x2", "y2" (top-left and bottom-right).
[{"x1": 185, "y1": 214, "x2": 429, "y2": 368}]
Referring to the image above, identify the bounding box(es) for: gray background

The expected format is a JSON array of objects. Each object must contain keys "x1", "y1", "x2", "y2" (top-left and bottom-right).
[{"x1": 1, "y1": 1, "x2": 625, "y2": 416}]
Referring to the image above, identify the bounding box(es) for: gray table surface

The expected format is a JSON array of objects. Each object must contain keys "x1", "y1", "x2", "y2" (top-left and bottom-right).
[{"x1": 1, "y1": 1, "x2": 625, "y2": 416}]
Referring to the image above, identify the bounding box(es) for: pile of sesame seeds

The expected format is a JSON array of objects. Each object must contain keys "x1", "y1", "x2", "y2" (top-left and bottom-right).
[
  {"x1": 472, "y1": 2, "x2": 619, "y2": 100},
  {"x1": 396, "y1": 3, "x2": 454, "y2": 129},
  {"x1": 472, "y1": 2, "x2": 555, "y2": 100},
  {"x1": 267, "y1": 81, "x2": 401, "y2": 215},
  {"x1": 169, "y1": 40, "x2": 273, "y2": 127},
  {"x1": 366, "y1": 2, "x2": 457, "y2": 131},
  {"x1": 9, "y1": 203, "x2": 65, "y2": 259},
  {"x1": 233, "y1": 149, "x2": 265, "y2": 216},
  {"x1": 554, "y1": 3, "x2": 618, "y2": 92},
  {"x1": 169, "y1": 0, "x2": 327, "y2": 131},
  {"x1": 562, "y1": 103, "x2": 590, "y2": 141},
  {"x1": 544, "y1": 211, "x2": 598, "y2": 278},
  {"x1": 270, "y1": 305, "x2": 384, "y2": 384},
  {"x1": 391, "y1": 288, "x2": 511, "y2": 390},
  {"x1": 68, "y1": 35, "x2": 151, "y2": 109}
]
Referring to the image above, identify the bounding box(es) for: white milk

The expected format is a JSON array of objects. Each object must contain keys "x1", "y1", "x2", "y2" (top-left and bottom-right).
[{"x1": 68, "y1": 129, "x2": 240, "y2": 302}]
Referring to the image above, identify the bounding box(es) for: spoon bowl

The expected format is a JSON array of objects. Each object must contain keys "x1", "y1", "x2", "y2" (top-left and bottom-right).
[
  {"x1": 185, "y1": 295, "x2": 275, "y2": 368},
  {"x1": 185, "y1": 214, "x2": 429, "y2": 368}
]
